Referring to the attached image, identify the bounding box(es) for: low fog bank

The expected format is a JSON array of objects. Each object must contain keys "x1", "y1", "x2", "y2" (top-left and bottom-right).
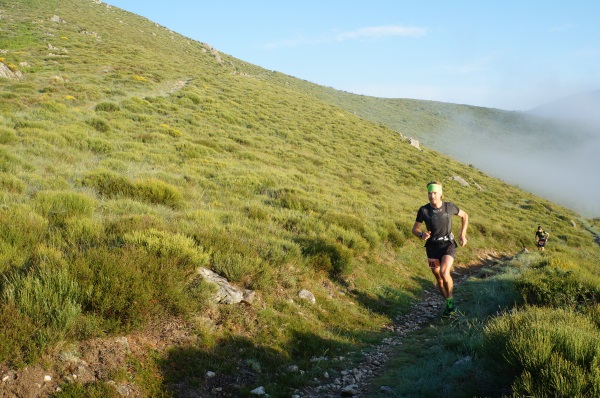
[
  {"x1": 444, "y1": 134, "x2": 600, "y2": 218},
  {"x1": 528, "y1": 89, "x2": 600, "y2": 129}
]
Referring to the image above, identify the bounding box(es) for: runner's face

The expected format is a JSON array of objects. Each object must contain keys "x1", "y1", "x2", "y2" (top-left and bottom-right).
[{"x1": 428, "y1": 191, "x2": 442, "y2": 205}]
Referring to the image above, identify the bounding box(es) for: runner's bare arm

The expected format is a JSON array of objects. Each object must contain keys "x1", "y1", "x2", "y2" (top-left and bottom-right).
[
  {"x1": 457, "y1": 209, "x2": 468, "y2": 247},
  {"x1": 412, "y1": 221, "x2": 430, "y2": 240}
]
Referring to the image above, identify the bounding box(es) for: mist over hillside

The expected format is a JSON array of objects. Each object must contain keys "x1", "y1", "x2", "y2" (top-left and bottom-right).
[
  {"x1": 283, "y1": 86, "x2": 600, "y2": 218},
  {"x1": 428, "y1": 108, "x2": 600, "y2": 218},
  {"x1": 528, "y1": 89, "x2": 600, "y2": 128},
  {"x1": 441, "y1": 119, "x2": 600, "y2": 218}
]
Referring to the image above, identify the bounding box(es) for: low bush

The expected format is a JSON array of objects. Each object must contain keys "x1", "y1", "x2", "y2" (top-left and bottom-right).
[
  {"x1": 0, "y1": 205, "x2": 48, "y2": 245},
  {"x1": 1, "y1": 247, "x2": 82, "y2": 356},
  {"x1": 322, "y1": 211, "x2": 380, "y2": 249},
  {"x1": 266, "y1": 187, "x2": 318, "y2": 212},
  {"x1": 61, "y1": 217, "x2": 105, "y2": 252},
  {"x1": 34, "y1": 190, "x2": 96, "y2": 223},
  {"x1": 95, "y1": 102, "x2": 120, "y2": 112},
  {"x1": 482, "y1": 306, "x2": 600, "y2": 397},
  {"x1": 0, "y1": 303, "x2": 39, "y2": 366},
  {"x1": 0, "y1": 172, "x2": 25, "y2": 193},
  {"x1": 134, "y1": 178, "x2": 183, "y2": 208},
  {"x1": 80, "y1": 171, "x2": 132, "y2": 197},
  {"x1": 87, "y1": 117, "x2": 110, "y2": 132},
  {"x1": 80, "y1": 170, "x2": 183, "y2": 208},
  {"x1": 299, "y1": 236, "x2": 353, "y2": 278},
  {"x1": 516, "y1": 259, "x2": 600, "y2": 309},
  {"x1": 105, "y1": 214, "x2": 166, "y2": 237},
  {"x1": 210, "y1": 250, "x2": 263, "y2": 284},
  {"x1": 68, "y1": 246, "x2": 162, "y2": 332},
  {"x1": 0, "y1": 126, "x2": 18, "y2": 144},
  {"x1": 123, "y1": 228, "x2": 210, "y2": 268}
]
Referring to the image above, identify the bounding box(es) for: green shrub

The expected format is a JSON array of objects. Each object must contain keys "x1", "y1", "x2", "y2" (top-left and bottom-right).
[
  {"x1": 123, "y1": 228, "x2": 210, "y2": 268},
  {"x1": 381, "y1": 222, "x2": 406, "y2": 247},
  {"x1": 133, "y1": 178, "x2": 183, "y2": 208},
  {"x1": 243, "y1": 204, "x2": 270, "y2": 221},
  {"x1": 13, "y1": 119, "x2": 51, "y2": 130},
  {"x1": 266, "y1": 187, "x2": 317, "y2": 211},
  {"x1": 516, "y1": 262, "x2": 600, "y2": 309},
  {"x1": 80, "y1": 170, "x2": 183, "y2": 208},
  {"x1": 95, "y1": 102, "x2": 121, "y2": 112},
  {"x1": 0, "y1": 172, "x2": 25, "y2": 193},
  {"x1": 87, "y1": 117, "x2": 110, "y2": 132},
  {"x1": 62, "y1": 217, "x2": 105, "y2": 252},
  {"x1": 483, "y1": 306, "x2": 600, "y2": 397},
  {"x1": 322, "y1": 211, "x2": 380, "y2": 249},
  {"x1": 106, "y1": 214, "x2": 166, "y2": 237},
  {"x1": 585, "y1": 304, "x2": 600, "y2": 328},
  {"x1": 119, "y1": 97, "x2": 154, "y2": 114},
  {"x1": 69, "y1": 246, "x2": 155, "y2": 331},
  {"x1": 67, "y1": 240, "x2": 214, "y2": 331},
  {"x1": 2, "y1": 247, "x2": 82, "y2": 351},
  {"x1": 211, "y1": 250, "x2": 264, "y2": 283},
  {"x1": 80, "y1": 170, "x2": 132, "y2": 197},
  {"x1": 0, "y1": 303, "x2": 39, "y2": 366},
  {"x1": 0, "y1": 205, "x2": 49, "y2": 271},
  {"x1": 86, "y1": 138, "x2": 113, "y2": 154},
  {"x1": 254, "y1": 236, "x2": 302, "y2": 269},
  {"x1": 0, "y1": 147, "x2": 27, "y2": 173},
  {"x1": 0, "y1": 126, "x2": 18, "y2": 144},
  {"x1": 34, "y1": 190, "x2": 96, "y2": 226},
  {"x1": 299, "y1": 236, "x2": 353, "y2": 278}
]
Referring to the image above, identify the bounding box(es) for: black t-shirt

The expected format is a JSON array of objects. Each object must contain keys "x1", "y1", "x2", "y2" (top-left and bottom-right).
[{"x1": 415, "y1": 202, "x2": 460, "y2": 241}]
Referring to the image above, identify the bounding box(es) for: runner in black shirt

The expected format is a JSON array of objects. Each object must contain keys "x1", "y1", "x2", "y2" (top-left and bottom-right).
[
  {"x1": 535, "y1": 225, "x2": 549, "y2": 251},
  {"x1": 412, "y1": 181, "x2": 469, "y2": 317}
]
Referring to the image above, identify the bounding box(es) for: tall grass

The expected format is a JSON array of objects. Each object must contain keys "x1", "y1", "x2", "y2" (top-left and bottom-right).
[{"x1": 483, "y1": 307, "x2": 600, "y2": 397}]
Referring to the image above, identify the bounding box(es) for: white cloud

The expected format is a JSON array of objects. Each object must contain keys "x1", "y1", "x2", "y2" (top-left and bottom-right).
[
  {"x1": 334, "y1": 25, "x2": 427, "y2": 41},
  {"x1": 264, "y1": 25, "x2": 426, "y2": 49}
]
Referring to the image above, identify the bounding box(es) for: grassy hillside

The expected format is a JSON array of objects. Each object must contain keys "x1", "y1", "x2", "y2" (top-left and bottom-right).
[
  {"x1": 254, "y1": 70, "x2": 600, "y2": 217},
  {"x1": 0, "y1": 1, "x2": 599, "y2": 397}
]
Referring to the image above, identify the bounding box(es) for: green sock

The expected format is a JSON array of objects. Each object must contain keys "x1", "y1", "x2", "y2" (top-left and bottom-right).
[{"x1": 446, "y1": 298, "x2": 454, "y2": 308}]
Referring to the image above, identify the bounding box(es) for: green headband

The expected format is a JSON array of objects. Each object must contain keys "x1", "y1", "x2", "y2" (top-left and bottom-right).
[{"x1": 427, "y1": 184, "x2": 442, "y2": 193}]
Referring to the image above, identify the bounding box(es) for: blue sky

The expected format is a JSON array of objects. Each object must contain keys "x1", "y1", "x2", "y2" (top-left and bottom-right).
[{"x1": 104, "y1": 1, "x2": 600, "y2": 111}]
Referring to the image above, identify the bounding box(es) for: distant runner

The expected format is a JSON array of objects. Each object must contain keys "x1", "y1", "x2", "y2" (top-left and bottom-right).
[
  {"x1": 535, "y1": 225, "x2": 549, "y2": 251},
  {"x1": 412, "y1": 181, "x2": 469, "y2": 317}
]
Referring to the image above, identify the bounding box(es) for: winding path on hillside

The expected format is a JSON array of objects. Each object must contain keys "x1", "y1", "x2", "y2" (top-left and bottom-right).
[{"x1": 295, "y1": 252, "x2": 501, "y2": 398}]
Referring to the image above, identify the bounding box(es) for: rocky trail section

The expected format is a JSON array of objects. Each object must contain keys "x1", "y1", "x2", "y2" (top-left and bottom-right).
[{"x1": 293, "y1": 267, "x2": 476, "y2": 398}]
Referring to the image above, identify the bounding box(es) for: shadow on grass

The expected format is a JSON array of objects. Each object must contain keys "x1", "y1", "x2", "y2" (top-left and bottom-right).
[
  {"x1": 158, "y1": 329, "x2": 359, "y2": 397},
  {"x1": 348, "y1": 276, "x2": 432, "y2": 318},
  {"x1": 364, "y1": 261, "x2": 523, "y2": 398}
]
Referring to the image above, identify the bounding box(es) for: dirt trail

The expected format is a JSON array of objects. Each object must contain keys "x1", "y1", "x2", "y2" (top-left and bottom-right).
[{"x1": 296, "y1": 252, "x2": 502, "y2": 398}]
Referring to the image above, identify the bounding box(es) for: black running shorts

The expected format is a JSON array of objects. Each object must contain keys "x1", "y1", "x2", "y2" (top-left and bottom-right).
[{"x1": 425, "y1": 242, "x2": 457, "y2": 262}]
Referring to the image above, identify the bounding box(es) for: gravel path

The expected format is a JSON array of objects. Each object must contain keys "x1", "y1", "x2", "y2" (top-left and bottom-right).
[{"x1": 294, "y1": 269, "x2": 474, "y2": 398}]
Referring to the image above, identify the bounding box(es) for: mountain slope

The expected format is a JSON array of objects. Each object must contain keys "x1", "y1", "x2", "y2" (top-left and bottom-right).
[
  {"x1": 0, "y1": 1, "x2": 598, "y2": 397},
  {"x1": 244, "y1": 72, "x2": 600, "y2": 217}
]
